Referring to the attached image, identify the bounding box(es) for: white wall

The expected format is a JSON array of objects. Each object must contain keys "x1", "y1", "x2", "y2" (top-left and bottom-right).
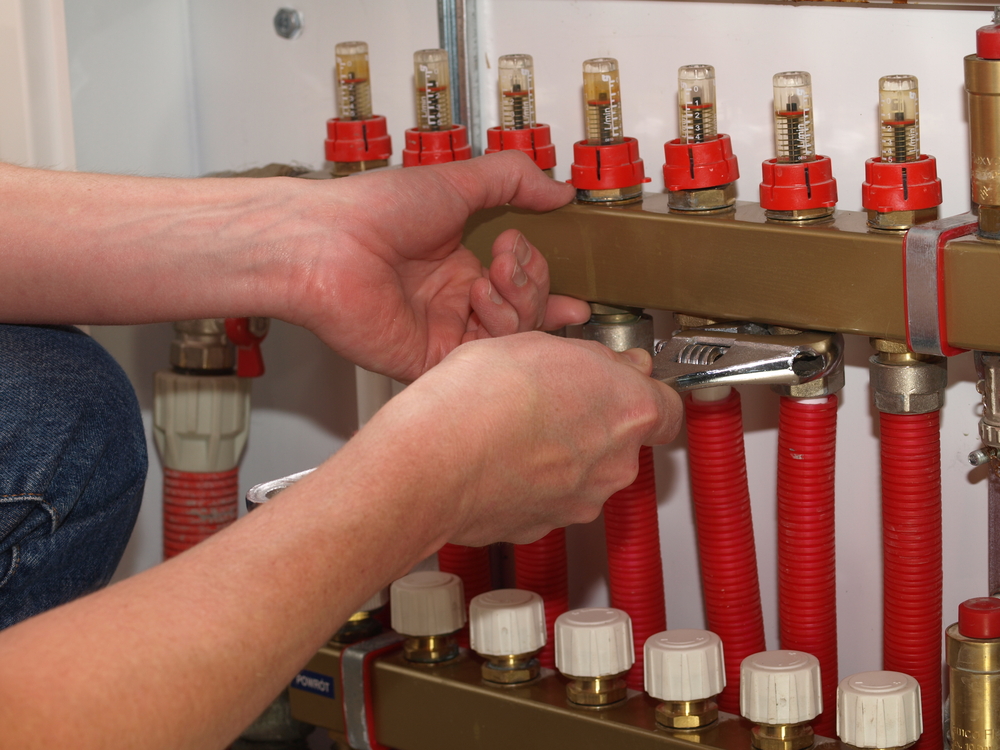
[{"x1": 64, "y1": 0, "x2": 992, "y2": 682}]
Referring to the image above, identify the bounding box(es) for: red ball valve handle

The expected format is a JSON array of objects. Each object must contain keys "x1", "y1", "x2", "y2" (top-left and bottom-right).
[{"x1": 224, "y1": 317, "x2": 269, "y2": 378}]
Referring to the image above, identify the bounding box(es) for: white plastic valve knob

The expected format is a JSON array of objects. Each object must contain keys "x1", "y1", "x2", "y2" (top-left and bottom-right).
[
  {"x1": 644, "y1": 629, "x2": 726, "y2": 701},
  {"x1": 358, "y1": 587, "x2": 389, "y2": 613},
  {"x1": 555, "y1": 608, "x2": 634, "y2": 678},
  {"x1": 390, "y1": 571, "x2": 466, "y2": 637},
  {"x1": 469, "y1": 589, "x2": 546, "y2": 657},
  {"x1": 741, "y1": 650, "x2": 822, "y2": 725},
  {"x1": 837, "y1": 671, "x2": 922, "y2": 749}
]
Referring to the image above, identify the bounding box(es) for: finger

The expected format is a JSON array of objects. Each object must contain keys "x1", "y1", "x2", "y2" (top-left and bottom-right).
[
  {"x1": 618, "y1": 348, "x2": 653, "y2": 374},
  {"x1": 486, "y1": 232, "x2": 546, "y2": 331},
  {"x1": 540, "y1": 295, "x2": 591, "y2": 330},
  {"x1": 468, "y1": 276, "x2": 520, "y2": 337},
  {"x1": 641, "y1": 378, "x2": 684, "y2": 446},
  {"x1": 436, "y1": 151, "x2": 576, "y2": 214}
]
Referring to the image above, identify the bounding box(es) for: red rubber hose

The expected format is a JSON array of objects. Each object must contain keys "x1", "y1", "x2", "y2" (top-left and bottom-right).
[
  {"x1": 880, "y1": 411, "x2": 942, "y2": 750},
  {"x1": 777, "y1": 395, "x2": 839, "y2": 738},
  {"x1": 604, "y1": 445, "x2": 666, "y2": 690},
  {"x1": 514, "y1": 529, "x2": 569, "y2": 669},
  {"x1": 162, "y1": 468, "x2": 239, "y2": 559},
  {"x1": 685, "y1": 389, "x2": 766, "y2": 714},
  {"x1": 437, "y1": 543, "x2": 492, "y2": 648}
]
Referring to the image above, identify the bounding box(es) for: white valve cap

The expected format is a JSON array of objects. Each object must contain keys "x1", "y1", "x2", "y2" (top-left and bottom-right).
[
  {"x1": 554, "y1": 608, "x2": 634, "y2": 678},
  {"x1": 469, "y1": 589, "x2": 546, "y2": 657},
  {"x1": 390, "y1": 571, "x2": 466, "y2": 637},
  {"x1": 837, "y1": 671, "x2": 922, "y2": 748},
  {"x1": 644, "y1": 629, "x2": 726, "y2": 701},
  {"x1": 741, "y1": 650, "x2": 822, "y2": 725},
  {"x1": 358, "y1": 587, "x2": 389, "y2": 613}
]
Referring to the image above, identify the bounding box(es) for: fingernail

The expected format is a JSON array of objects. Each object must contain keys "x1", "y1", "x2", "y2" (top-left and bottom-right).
[
  {"x1": 487, "y1": 280, "x2": 503, "y2": 305},
  {"x1": 511, "y1": 261, "x2": 528, "y2": 287},
  {"x1": 513, "y1": 233, "x2": 532, "y2": 266}
]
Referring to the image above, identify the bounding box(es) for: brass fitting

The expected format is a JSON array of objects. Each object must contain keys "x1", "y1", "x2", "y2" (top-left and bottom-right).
[
  {"x1": 655, "y1": 698, "x2": 719, "y2": 730},
  {"x1": 583, "y1": 304, "x2": 653, "y2": 354},
  {"x1": 668, "y1": 183, "x2": 737, "y2": 213},
  {"x1": 751, "y1": 721, "x2": 814, "y2": 750},
  {"x1": 772, "y1": 330, "x2": 845, "y2": 398},
  {"x1": 965, "y1": 53, "x2": 1000, "y2": 239},
  {"x1": 403, "y1": 633, "x2": 460, "y2": 664},
  {"x1": 868, "y1": 338, "x2": 947, "y2": 415},
  {"x1": 481, "y1": 653, "x2": 540, "y2": 685},
  {"x1": 576, "y1": 185, "x2": 644, "y2": 205},
  {"x1": 765, "y1": 207, "x2": 834, "y2": 224},
  {"x1": 331, "y1": 610, "x2": 383, "y2": 645},
  {"x1": 170, "y1": 319, "x2": 235, "y2": 372},
  {"x1": 977, "y1": 352, "x2": 1000, "y2": 449},
  {"x1": 330, "y1": 158, "x2": 390, "y2": 177},
  {"x1": 947, "y1": 623, "x2": 1000, "y2": 750},
  {"x1": 866, "y1": 207, "x2": 939, "y2": 233},
  {"x1": 564, "y1": 673, "x2": 628, "y2": 707}
]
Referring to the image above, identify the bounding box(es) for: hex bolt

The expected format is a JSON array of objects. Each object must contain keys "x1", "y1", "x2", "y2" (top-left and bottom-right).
[
  {"x1": 971, "y1": 449, "x2": 992, "y2": 467},
  {"x1": 273, "y1": 8, "x2": 303, "y2": 40}
]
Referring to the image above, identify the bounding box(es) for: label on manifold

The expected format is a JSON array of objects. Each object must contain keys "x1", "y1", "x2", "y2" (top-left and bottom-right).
[{"x1": 291, "y1": 669, "x2": 335, "y2": 698}]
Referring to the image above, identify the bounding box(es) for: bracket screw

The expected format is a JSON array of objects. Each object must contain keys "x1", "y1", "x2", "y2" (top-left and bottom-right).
[{"x1": 273, "y1": 8, "x2": 303, "y2": 39}]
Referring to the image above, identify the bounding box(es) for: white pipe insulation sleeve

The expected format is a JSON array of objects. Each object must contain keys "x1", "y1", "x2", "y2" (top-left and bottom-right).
[
  {"x1": 153, "y1": 370, "x2": 251, "y2": 473},
  {"x1": 355, "y1": 366, "x2": 394, "y2": 429}
]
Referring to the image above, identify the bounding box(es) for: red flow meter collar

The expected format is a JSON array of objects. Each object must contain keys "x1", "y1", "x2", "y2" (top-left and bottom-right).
[
  {"x1": 663, "y1": 134, "x2": 740, "y2": 192},
  {"x1": 485, "y1": 125, "x2": 557, "y2": 170},
  {"x1": 978, "y1": 23, "x2": 1000, "y2": 60},
  {"x1": 759, "y1": 156, "x2": 838, "y2": 211},
  {"x1": 402, "y1": 125, "x2": 472, "y2": 167},
  {"x1": 862, "y1": 155, "x2": 942, "y2": 213},
  {"x1": 570, "y1": 137, "x2": 650, "y2": 190},
  {"x1": 325, "y1": 116, "x2": 393, "y2": 163},
  {"x1": 959, "y1": 597, "x2": 1000, "y2": 639},
  {"x1": 224, "y1": 317, "x2": 268, "y2": 378}
]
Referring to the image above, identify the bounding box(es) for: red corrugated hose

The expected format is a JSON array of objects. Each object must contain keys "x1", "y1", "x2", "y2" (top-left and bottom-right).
[
  {"x1": 162, "y1": 467, "x2": 239, "y2": 559},
  {"x1": 685, "y1": 388, "x2": 766, "y2": 713},
  {"x1": 880, "y1": 411, "x2": 942, "y2": 750},
  {"x1": 437, "y1": 543, "x2": 493, "y2": 648},
  {"x1": 777, "y1": 395, "x2": 839, "y2": 738},
  {"x1": 604, "y1": 445, "x2": 666, "y2": 690},
  {"x1": 514, "y1": 528, "x2": 569, "y2": 669}
]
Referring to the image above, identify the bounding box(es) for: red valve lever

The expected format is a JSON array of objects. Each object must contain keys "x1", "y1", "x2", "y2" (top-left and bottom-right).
[{"x1": 224, "y1": 317, "x2": 269, "y2": 378}]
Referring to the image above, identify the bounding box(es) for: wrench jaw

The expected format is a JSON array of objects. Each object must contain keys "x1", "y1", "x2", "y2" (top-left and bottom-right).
[{"x1": 652, "y1": 328, "x2": 844, "y2": 393}]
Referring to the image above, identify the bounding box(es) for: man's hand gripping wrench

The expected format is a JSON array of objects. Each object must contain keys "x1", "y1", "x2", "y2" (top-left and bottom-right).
[{"x1": 652, "y1": 325, "x2": 844, "y2": 392}]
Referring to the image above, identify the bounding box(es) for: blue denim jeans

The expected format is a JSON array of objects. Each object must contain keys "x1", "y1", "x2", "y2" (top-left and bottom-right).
[{"x1": 0, "y1": 325, "x2": 147, "y2": 628}]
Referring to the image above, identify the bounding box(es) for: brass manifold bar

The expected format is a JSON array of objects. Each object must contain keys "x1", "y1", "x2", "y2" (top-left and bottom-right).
[
  {"x1": 289, "y1": 643, "x2": 844, "y2": 750},
  {"x1": 463, "y1": 195, "x2": 1000, "y2": 352}
]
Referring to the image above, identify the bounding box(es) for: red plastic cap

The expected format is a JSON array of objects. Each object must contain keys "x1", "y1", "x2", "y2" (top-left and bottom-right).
[
  {"x1": 484, "y1": 124, "x2": 556, "y2": 170},
  {"x1": 978, "y1": 24, "x2": 1000, "y2": 60},
  {"x1": 570, "y1": 137, "x2": 650, "y2": 190},
  {"x1": 862, "y1": 155, "x2": 942, "y2": 213},
  {"x1": 663, "y1": 134, "x2": 740, "y2": 192},
  {"x1": 325, "y1": 116, "x2": 392, "y2": 163},
  {"x1": 402, "y1": 125, "x2": 472, "y2": 167},
  {"x1": 759, "y1": 156, "x2": 838, "y2": 211},
  {"x1": 959, "y1": 597, "x2": 1000, "y2": 639}
]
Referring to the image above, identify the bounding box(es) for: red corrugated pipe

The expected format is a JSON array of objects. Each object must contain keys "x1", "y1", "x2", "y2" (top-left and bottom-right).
[
  {"x1": 777, "y1": 395, "x2": 839, "y2": 738},
  {"x1": 437, "y1": 543, "x2": 493, "y2": 648},
  {"x1": 604, "y1": 445, "x2": 666, "y2": 690},
  {"x1": 514, "y1": 528, "x2": 569, "y2": 669},
  {"x1": 880, "y1": 411, "x2": 942, "y2": 750},
  {"x1": 162, "y1": 467, "x2": 239, "y2": 559},
  {"x1": 685, "y1": 388, "x2": 766, "y2": 714}
]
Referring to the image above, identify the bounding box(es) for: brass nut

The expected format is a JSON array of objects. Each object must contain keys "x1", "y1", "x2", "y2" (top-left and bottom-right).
[
  {"x1": 403, "y1": 634, "x2": 460, "y2": 664},
  {"x1": 330, "y1": 158, "x2": 389, "y2": 177},
  {"x1": 675, "y1": 314, "x2": 719, "y2": 329},
  {"x1": 980, "y1": 206, "x2": 1000, "y2": 239},
  {"x1": 565, "y1": 674, "x2": 628, "y2": 707},
  {"x1": 655, "y1": 699, "x2": 718, "y2": 730},
  {"x1": 170, "y1": 318, "x2": 235, "y2": 371},
  {"x1": 668, "y1": 183, "x2": 737, "y2": 212},
  {"x1": 751, "y1": 722, "x2": 815, "y2": 750},
  {"x1": 765, "y1": 207, "x2": 834, "y2": 224},
  {"x1": 583, "y1": 314, "x2": 654, "y2": 354},
  {"x1": 871, "y1": 338, "x2": 911, "y2": 354},
  {"x1": 866, "y1": 208, "x2": 939, "y2": 233},
  {"x1": 773, "y1": 366, "x2": 845, "y2": 398},
  {"x1": 576, "y1": 185, "x2": 644, "y2": 205},
  {"x1": 481, "y1": 658, "x2": 539, "y2": 685},
  {"x1": 869, "y1": 354, "x2": 947, "y2": 415}
]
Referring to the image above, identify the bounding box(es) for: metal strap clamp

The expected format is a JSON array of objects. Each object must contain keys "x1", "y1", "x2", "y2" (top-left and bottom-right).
[
  {"x1": 903, "y1": 212, "x2": 978, "y2": 356},
  {"x1": 341, "y1": 631, "x2": 406, "y2": 750}
]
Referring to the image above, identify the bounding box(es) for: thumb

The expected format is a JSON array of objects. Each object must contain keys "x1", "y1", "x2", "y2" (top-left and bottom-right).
[{"x1": 619, "y1": 348, "x2": 653, "y2": 374}]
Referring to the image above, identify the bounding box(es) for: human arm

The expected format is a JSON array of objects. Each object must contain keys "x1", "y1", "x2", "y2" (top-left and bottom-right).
[
  {"x1": 0, "y1": 333, "x2": 682, "y2": 750},
  {"x1": 0, "y1": 152, "x2": 590, "y2": 381}
]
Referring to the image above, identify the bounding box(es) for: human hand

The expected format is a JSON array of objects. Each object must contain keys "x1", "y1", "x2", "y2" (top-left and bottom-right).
[
  {"x1": 280, "y1": 152, "x2": 591, "y2": 382},
  {"x1": 363, "y1": 332, "x2": 683, "y2": 546}
]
